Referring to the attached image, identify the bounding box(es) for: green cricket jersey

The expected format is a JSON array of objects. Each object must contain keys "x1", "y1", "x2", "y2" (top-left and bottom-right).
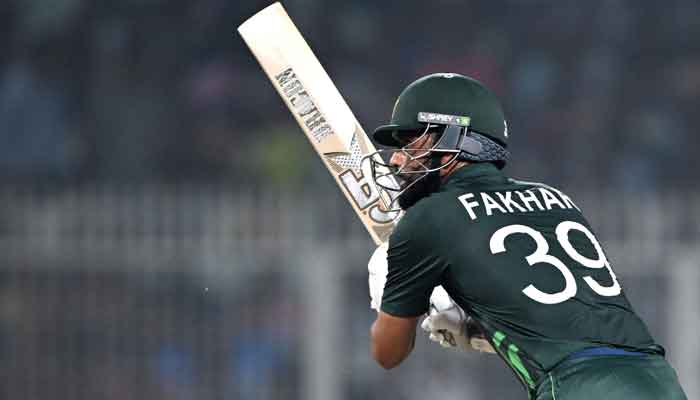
[{"x1": 380, "y1": 163, "x2": 663, "y2": 392}]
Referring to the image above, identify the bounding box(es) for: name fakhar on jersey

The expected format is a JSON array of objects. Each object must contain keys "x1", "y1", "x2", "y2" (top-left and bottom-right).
[{"x1": 458, "y1": 185, "x2": 579, "y2": 221}]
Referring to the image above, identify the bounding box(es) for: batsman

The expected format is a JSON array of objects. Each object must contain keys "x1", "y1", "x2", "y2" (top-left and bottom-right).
[{"x1": 366, "y1": 73, "x2": 687, "y2": 399}]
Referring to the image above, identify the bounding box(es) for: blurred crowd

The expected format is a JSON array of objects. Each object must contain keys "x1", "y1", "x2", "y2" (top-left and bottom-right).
[
  {"x1": 0, "y1": 266, "x2": 302, "y2": 399},
  {"x1": 1, "y1": 0, "x2": 698, "y2": 189},
  {"x1": 1, "y1": 1, "x2": 699, "y2": 399}
]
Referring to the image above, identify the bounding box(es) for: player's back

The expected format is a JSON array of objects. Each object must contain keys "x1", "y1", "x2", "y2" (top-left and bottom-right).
[{"x1": 417, "y1": 163, "x2": 680, "y2": 393}]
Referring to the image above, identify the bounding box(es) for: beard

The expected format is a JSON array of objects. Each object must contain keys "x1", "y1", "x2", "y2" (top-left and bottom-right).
[{"x1": 397, "y1": 168, "x2": 442, "y2": 210}]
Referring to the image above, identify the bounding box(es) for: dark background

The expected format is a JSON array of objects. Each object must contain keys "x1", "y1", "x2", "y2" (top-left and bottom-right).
[{"x1": 1, "y1": 1, "x2": 698, "y2": 399}]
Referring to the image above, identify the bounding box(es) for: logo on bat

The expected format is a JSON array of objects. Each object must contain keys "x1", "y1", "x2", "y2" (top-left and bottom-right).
[
  {"x1": 338, "y1": 169, "x2": 399, "y2": 224},
  {"x1": 276, "y1": 68, "x2": 332, "y2": 142}
]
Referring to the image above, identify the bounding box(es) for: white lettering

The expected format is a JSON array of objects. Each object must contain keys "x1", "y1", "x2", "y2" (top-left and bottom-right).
[
  {"x1": 496, "y1": 191, "x2": 527, "y2": 213},
  {"x1": 481, "y1": 193, "x2": 508, "y2": 216},
  {"x1": 458, "y1": 193, "x2": 480, "y2": 220},
  {"x1": 550, "y1": 188, "x2": 580, "y2": 211},
  {"x1": 539, "y1": 188, "x2": 567, "y2": 210},
  {"x1": 516, "y1": 190, "x2": 545, "y2": 211},
  {"x1": 458, "y1": 188, "x2": 580, "y2": 220}
]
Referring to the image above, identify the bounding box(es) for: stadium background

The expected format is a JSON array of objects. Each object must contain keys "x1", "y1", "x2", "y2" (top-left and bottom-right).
[{"x1": 1, "y1": 0, "x2": 698, "y2": 399}]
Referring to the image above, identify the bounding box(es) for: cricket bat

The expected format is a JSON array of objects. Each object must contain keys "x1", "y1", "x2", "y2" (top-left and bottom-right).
[{"x1": 238, "y1": 2, "x2": 400, "y2": 245}]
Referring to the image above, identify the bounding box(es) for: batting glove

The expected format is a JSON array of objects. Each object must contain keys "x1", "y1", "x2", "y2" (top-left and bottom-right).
[
  {"x1": 421, "y1": 286, "x2": 496, "y2": 354},
  {"x1": 367, "y1": 243, "x2": 388, "y2": 311}
]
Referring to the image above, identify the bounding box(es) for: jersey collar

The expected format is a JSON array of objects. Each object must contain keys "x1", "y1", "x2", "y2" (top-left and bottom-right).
[{"x1": 442, "y1": 162, "x2": 505, "y2": 188}]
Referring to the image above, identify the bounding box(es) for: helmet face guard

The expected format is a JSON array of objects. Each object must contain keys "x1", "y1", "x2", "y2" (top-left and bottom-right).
[{"x1": 366, "y1": 112, "x2": 509, "y2": 211}]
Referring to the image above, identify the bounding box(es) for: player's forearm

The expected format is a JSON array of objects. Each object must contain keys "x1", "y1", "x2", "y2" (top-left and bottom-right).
[{"x1": 370, "y1": 314, "x2": 416, "y2": 369}]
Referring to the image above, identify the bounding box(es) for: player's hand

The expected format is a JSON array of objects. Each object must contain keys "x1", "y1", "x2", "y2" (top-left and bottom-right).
[
  {"x1": 368, "y1": 243, "x2": 389, "y2": 311},
  {"x1": 421, "y1": 286, "x2": 496, "y2": 353}
]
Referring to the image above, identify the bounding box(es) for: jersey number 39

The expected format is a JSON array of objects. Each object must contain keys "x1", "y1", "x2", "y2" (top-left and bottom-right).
[{"x1": 490, "y1": 222, "x2": 621, "y2": 305}]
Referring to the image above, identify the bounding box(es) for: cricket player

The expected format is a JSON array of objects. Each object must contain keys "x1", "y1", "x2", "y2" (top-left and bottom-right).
[{"x1": 366, "y1": 73, "x2": 687, "y2": 399}]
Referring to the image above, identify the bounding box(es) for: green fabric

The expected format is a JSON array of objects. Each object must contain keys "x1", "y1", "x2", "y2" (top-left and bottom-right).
[
  {"x1": 380, "y1": 194, "x2": 447, "y2": 317},
  {"x1": 380, "y1": 163, "x2": 664, "y2": 390},
  {"x1": 535, "y1": 355, "x2": 687, "y2": 399},
  {"x1": 492, "y1": 330, "x2": 536, "y2": 390},
  {"x1": 372, "y1": 73, "x2": 507, "y2": 147},
  {"x1": 507, "y1": 343, "x2": 536, "y2": 389}
]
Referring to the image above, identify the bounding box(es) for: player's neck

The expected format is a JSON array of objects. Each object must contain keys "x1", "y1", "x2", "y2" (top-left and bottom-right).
[{"x1": 440, "y1": 160, "x2": 470, "y2": 183}]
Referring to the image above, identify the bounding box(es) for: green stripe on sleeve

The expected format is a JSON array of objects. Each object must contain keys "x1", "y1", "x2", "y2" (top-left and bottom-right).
[{"x1": 507, "y1": 344, "x2": 535, "y2": 389}]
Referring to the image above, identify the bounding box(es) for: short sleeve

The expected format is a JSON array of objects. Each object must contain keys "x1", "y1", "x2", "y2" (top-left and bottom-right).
[{"x1": 380, "y1": 209, "x2": 448, "y2": 317}]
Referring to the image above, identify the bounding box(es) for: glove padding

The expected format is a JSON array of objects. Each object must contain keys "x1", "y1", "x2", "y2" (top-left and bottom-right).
[
  {"x1": 368, "y1": 243, "x2": 388, "y2": 311},
  {"x1": 421, "y1": 286, "x2": 496, "y2": 354}
]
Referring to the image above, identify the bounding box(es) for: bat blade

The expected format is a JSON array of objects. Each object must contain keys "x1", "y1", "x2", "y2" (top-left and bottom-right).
[{"x1": 238, "y1": 2, "x2": 400, "y2": 244}]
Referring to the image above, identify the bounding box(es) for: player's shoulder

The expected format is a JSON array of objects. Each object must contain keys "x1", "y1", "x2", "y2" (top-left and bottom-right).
[
  {"x1": 505, "y1": 177, "x2": 581, "y2": 207},
  {"x1": 506, "y1": 177, "x2": 569, "y2": 193},
  {"x1": 391, "y1": 197, "x2": 432, "y2": 241},
  {"x1": 390, "y1": 190, "x2": 460, "y2": 242}
]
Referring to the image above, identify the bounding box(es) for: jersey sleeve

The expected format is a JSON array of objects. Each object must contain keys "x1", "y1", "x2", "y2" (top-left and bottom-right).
[{"x1": 380, "y1": 208, "x2": 448, "y2": 317}]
